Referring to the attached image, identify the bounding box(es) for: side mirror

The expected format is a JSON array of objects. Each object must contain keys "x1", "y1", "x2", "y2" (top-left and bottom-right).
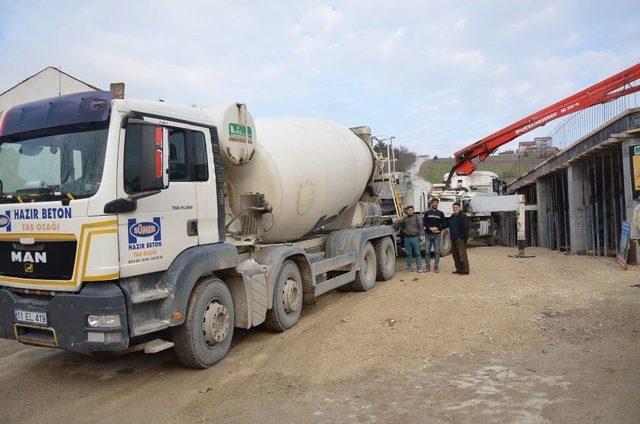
[
  {"x1": 125, "y1": 123, "x2": 169, "y2": 193},
  {"x1": 148, "y1": 126, "x2": 169, "y2": 190}
]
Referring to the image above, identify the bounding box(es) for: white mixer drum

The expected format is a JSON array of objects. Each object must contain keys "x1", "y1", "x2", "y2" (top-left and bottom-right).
[{"x1": 225, "y1": 118, "x2": 374, "y2": 242}]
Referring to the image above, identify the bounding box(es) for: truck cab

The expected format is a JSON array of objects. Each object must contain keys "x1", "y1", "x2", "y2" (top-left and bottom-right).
[{"x1": 0, "y1": 91, "x2": 234, "y2": 354}]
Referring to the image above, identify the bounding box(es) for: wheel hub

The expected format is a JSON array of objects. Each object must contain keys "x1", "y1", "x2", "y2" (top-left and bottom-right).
[
  {"x1": 385, "y1": 244, "x2": 394, "y2": 268},
  {"x1": 203, "y1": 300, "x2": 230, "y2": 347},
  {"x1": 282, "y1": 278, "x2": 301, "y2": 313},
  {"x1": 364, "y1": 251, "x2": 375, "y2": 280}
]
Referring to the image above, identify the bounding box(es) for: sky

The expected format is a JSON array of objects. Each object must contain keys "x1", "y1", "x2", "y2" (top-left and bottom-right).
[{"x1": 1, "y1": 1, "x2": 639, "y2": 156}]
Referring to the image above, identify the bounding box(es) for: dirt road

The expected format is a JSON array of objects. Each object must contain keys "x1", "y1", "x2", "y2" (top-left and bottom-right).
[{"x1": 1, "y1": 247, "x2": 638, "y2": 423}]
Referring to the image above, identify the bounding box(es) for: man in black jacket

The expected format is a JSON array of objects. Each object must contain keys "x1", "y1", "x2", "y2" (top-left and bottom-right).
[
  {"x1": 423, "y1": 198, "x2": 446, "y2": 273},
  {"x1": 448, "y1": 202, "x2": 470, "y2": 275}
]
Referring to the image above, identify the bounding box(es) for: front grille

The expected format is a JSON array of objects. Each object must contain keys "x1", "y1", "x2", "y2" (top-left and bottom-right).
[{"x1": 0, "y1": 240, "x2": 77, "y2": 280}]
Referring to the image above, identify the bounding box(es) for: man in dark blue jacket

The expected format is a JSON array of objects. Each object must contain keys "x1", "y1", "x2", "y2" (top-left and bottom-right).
[
  {"x1": 423, "y1": 198, "x2": 446, "y2": 272},
  {"x1": 449, "y1": 202, "x2": 470, "y2": 275}
]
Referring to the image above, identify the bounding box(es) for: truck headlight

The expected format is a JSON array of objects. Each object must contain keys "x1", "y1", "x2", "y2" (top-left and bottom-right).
[{"x1": 87, "y1": 314, "x2": 121, "y2": 328}]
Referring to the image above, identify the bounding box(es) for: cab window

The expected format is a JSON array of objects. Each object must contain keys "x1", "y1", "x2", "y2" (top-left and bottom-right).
[{"x1": 124, "y1": 124, "x2": 208, "y2": 193}]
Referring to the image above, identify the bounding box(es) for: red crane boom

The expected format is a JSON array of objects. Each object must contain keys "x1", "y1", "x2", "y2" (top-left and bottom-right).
[{"x1": 446, "y1": 62, "x2": 640, "y2": 187}]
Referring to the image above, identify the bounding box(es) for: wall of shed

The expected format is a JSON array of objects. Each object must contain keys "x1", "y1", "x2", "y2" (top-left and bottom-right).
[{"x1": 0, "y1": 68, "x2": 96, "y2": 111}]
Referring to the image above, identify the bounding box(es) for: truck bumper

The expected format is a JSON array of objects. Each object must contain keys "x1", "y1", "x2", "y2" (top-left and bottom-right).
[{"x1": 0, "y1": 283, "x2": 129, "y2": 354}]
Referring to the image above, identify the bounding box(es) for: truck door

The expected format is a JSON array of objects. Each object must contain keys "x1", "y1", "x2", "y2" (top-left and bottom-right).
[
  {"x1": 193, "y1": 128, "x2": 222, "y2": 245},
  {"x1": 117, "y1": 117, "x2": 209, "y2": 278}
]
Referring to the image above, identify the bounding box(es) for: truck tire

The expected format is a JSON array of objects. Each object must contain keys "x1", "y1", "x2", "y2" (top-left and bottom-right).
[
  {"x1": 265, "y1": 260, "x2": 303, "y2": 332},
  {"x1": 172, "y1": 277, "x2": 234, "y2": 369},
  {"x1": 439, "y1": 229, "x2": 451, "y2": 257},
  {"x1": 351, "y1": 241, "x2": 377, "y2": 292},
  {"x1": 374, "y1": 237, "x2": 395, "y2": 281},
  {"x1": 486, "y1": 228, "x2": 499, "y2": 246}
]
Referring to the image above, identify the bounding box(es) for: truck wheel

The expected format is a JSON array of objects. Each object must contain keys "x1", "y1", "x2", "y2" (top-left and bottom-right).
[
  {"x1": 265, "y1": 260, "x2": 303, "y2": 332},
  {"x1": 486, "y1": 228, "x2": 499, "y2": 246},
  {"x1": 351, "y1": 241, "x2": 377, "y2": 292},
  {"x1": 439, "y1": 229, "x2": 451, "y2": 256},
  {"x1": 172, "y1": 277, "x2": 234, "y2": 369},
  {"x1": 374, "y1": 237, "x2": 395, "y2": 281}
]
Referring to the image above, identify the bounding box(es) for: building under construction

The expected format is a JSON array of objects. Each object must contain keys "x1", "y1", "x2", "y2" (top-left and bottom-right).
[{"x1": 507, "y1": 108, "x2": 640, "y2": 263}]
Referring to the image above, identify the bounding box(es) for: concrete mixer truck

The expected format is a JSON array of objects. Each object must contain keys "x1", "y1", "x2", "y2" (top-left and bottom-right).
[{"x1": 0, "y1": 91, "x2": 396, "y2": 368}]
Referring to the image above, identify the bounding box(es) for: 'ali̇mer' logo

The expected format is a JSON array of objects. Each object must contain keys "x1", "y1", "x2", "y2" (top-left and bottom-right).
[
  {"x1": 128, "y1": 217, "x2": 162, "y2": 250},
  {"x1": 0, "y1": 211, "x2": 11, "y2": 232}
]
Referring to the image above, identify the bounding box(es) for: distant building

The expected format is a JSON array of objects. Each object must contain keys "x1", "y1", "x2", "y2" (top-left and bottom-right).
[
  {"x1": 0, "y1": 67, "x2": 99, "y2": 112},
  {"x1": 534, "y1": 137, "x2": 552, "y2": 149},
  {"x1": 518, "y1": 136, "x2": 554, "y2": 154},
  {"x1": 517, "y1": 141, "x2": 536, "y2": 154},
  {"x1": 498, "y1": 150, "x2": 515, "y2": 155}
]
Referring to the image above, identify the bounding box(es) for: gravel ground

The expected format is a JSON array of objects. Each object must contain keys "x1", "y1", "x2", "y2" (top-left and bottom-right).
[{"x1": 0, "y1": 246, "x2": 638, "y2": 423}]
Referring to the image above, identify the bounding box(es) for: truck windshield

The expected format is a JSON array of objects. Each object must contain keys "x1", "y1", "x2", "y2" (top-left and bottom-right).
[{"x1": 0, "y1": 125, "x2": 108, "y2": 202}]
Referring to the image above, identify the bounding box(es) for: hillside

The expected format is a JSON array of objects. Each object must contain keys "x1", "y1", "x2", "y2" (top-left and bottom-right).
[{"x1": 419, "y1": 154, "x2": 547, "y2": 184}]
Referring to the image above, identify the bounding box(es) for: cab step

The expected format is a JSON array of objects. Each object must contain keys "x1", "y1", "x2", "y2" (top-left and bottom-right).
[
  {"x1": 130, "y1": 288, "x2": 170, "y2": 304},
  {"x1": 132, "y1": 319, "x2": 170, "y2": 336},
  {"x1": 143, "y1": 339, "x2": 174, "y2": 354}
]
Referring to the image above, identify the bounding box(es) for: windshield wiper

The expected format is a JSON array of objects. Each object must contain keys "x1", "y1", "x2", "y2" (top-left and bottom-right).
[
  {"x1": 16, "y1": 187, "x2": 51, "y2": 198},
  {"x1": 12, "y1": 187, "x2": 76, "y2": 205}
]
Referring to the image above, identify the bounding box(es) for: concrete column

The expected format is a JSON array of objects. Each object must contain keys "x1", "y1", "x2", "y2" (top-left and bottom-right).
[
  {"x1": 622, "y1": 138, "x2": 640, "y2": 264},
  {"x1": 567, "y1": 163, "x2": 586, "y2": 254},
  {"x1": 536, "y1": 178, "x2": 549, "y2": 248}
]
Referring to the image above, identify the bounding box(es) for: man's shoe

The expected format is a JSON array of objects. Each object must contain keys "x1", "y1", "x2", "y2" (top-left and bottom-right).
[
  {"x1": 452, "y1": 271, "x2": 459, "y2": 274},
  {"x1": 434, "y1": 268, "x2": 439, "y2": 273},
  {"x1": 425, "y1": 268, "x2": 431, "y2": 272},
  {"x1": 406, "y1": 269, "x2": 413, "y2": 273},
  {"x1": 459, "y1": 272, "x2": 469, "y2": 275},
  {"x1": 417, "y1": 269, "x2": 422, "y2": 273}
]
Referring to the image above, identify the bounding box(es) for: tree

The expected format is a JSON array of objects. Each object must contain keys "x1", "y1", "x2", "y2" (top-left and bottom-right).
[{"x1": 393, "y1": 145, "x2": 417, "y2": 172}]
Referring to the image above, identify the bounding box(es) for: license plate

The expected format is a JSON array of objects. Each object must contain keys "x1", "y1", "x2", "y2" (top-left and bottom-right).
[{"x1": 14, "y1": 309, "x2": 48, "y2": 326}]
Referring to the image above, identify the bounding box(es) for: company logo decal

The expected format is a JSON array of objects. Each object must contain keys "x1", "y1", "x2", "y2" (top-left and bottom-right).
[
  {"x1": 11, "y1": 206, "x2": 72, "y2": 220},
  {"x1": 0, "y1": 211, "x2": 10, "y2": 231},
  {"x1": 129, "y1": 221, "x2": 160, "y2": 239},
  {"x1": 128, "y1": 217, "x2": 162, "y2": 251},
  {"x1": 11, "y1": 251, "x2": 47, "y2": 264},
  {"x1": 229, "y1": 123, "x2": 253, "y2": 144}
]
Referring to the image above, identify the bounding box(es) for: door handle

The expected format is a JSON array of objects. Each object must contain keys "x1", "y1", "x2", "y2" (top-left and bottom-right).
[{"x1": 187, "y1": 219, "x2": 198, "y2": 236}]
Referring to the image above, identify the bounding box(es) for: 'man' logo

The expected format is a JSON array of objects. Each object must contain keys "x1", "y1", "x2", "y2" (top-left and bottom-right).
[{"x1": 11, "y1": 251, "x2": 47, "y2": 264}]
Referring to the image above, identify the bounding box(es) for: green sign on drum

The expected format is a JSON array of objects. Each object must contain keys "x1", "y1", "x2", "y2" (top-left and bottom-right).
[
  {"x1": 229, "y1": 123, "x2": 253, "y2": 139},
  {"x1": 634, "y1": 145, "x2": 640, "y2": 155}
]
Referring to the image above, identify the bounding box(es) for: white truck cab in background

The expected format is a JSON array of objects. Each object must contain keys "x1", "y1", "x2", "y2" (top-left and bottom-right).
[{"x1": 430, "y1": 171, "x2": 523, "y2": 246}]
